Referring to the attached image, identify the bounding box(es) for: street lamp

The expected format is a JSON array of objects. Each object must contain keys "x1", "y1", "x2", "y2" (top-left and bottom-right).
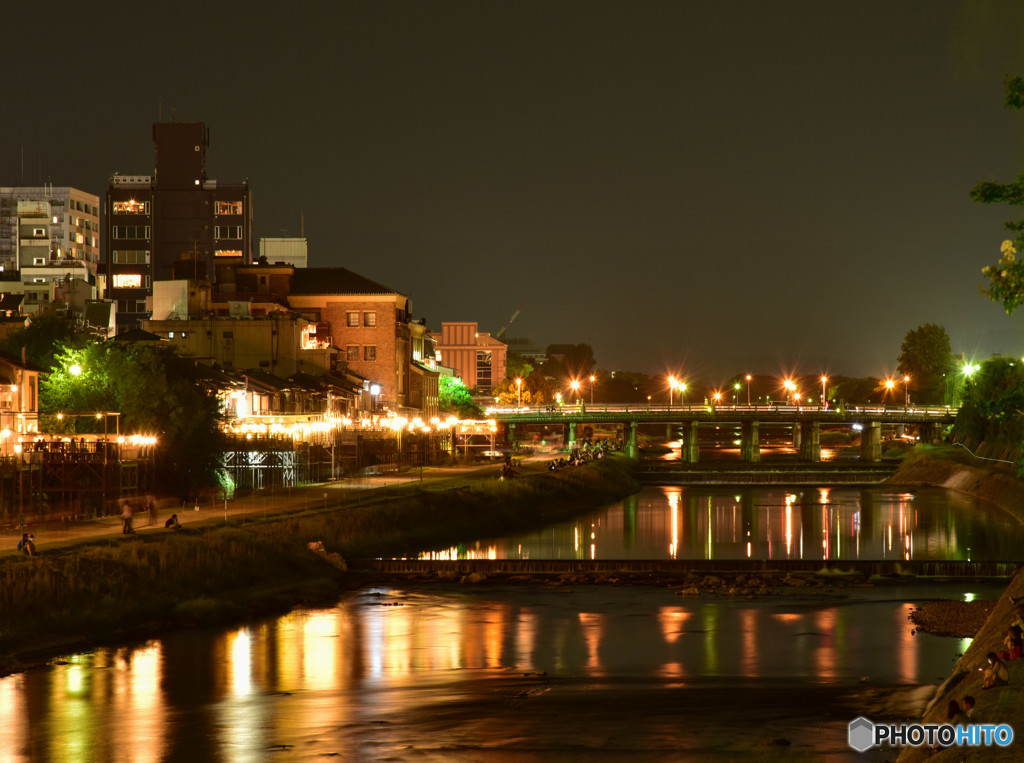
[
  {"x1": 733, "y1": 382, "x2": 740, "y2": 406},
  {"x1": 820, "y1": 375, "x2": 828, "y2": 408},
  {"x1": 570, "y1": 379, "x2": 581, "y2": 402},
  {"x1": 679, "y1": 380, "x2": 687, "y2": 407},
  {"x1": 745, "y1": 374, "x2": 751, "y2": 406},
  {"x1": 668, "y1": 375, "x2": 676, "y2": 407},
  {"x1": 515, "y1": 377, "x2": 522, "y2": 408},
  {"x1": 903, "y1": 375, "x2": 910, "y2": 407},
  {"x1": 783, "y1": 378, "x2": 796, "y2": 404},
  {"x1": 589, "y1": 374, "x2": 596, "y2": 405}
]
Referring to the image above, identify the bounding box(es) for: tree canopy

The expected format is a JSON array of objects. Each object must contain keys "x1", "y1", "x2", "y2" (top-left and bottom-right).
[
  {"x1": 42, "y1": 341, "x2": 226, "y2": 497},
  {"x1": 973, "y1": 76, "x2": 1024, "y2": 314},
  {"x1": 896, "y1": 323, "x2": 954, "y2": 405},
  {"x1": 438, "y1": 375, "x2": 481, "y2": 418}
]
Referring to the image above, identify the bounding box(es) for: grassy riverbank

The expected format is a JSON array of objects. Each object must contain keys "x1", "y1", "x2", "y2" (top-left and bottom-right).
[
  {"x1": 0, "y1": 456, "x2": 639, "y2": 675},
  {"x1": 887, "y1": 447, "x2": 1024, "y2": 762}
]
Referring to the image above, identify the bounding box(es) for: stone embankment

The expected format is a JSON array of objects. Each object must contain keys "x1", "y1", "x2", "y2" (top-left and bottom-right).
[{"x1": 889, "y1": 447, "x2": 1024, "y2": 762}]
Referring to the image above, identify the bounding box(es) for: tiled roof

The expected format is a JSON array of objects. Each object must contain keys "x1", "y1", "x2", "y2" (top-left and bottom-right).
[{"x1": 289, "y1": 267, "x2": 403, "y2": 297}]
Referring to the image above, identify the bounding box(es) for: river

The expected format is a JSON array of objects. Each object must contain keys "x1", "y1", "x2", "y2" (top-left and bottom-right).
[{"x1": 1, "y1": 485, "x2": 1019, "y2": 761}]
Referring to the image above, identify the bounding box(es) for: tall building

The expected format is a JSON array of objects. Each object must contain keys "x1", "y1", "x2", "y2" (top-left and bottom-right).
[
  {"x1": 0, "y1": 185, "x2": 101, "y2": 282},
  {"x1": 105, "y1": 121, "x2": 252, "y2": 332},
  {"x1": 434, "y1": 322, "x2": 508, "y2": 394}
]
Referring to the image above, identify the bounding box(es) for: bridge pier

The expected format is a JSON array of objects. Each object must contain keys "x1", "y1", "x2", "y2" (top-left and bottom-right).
[
  {"x1": 626, "y1": 421, "x2": 639, "y2": 461},
  {"x1": 567, "y1": 422, "x2": 577, "y2": 447},
  {"x1": 681, "y1": 421, "x2": 700, "y2": 462},
  {"x1": 741, "y1": 420, "x2": 760, "y2": 463},
  {"x1": 798, "y1": 421, "x2": 821, "y2": 462},
  {"x1": 919, "y1": 422, "x2": 944, "y2": 445},
  {"x1": 860, "y1": 421, "x2": 881, "y2": 462},
  {"x1": 792, "y1": 423, "x2": 802, "y2": 449}
]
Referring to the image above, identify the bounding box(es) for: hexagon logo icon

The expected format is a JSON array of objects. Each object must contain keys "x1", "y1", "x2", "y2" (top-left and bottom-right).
[{"x1": 848, "y1": 717, "x2": 875, "y2": 752}]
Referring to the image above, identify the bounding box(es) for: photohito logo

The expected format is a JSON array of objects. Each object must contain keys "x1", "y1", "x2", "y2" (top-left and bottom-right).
[{"x1": 848, "y1": 717, "x2": 1013, "y2": 751}]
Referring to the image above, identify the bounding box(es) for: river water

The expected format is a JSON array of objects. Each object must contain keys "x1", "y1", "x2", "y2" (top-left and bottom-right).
[{"x1": 1, "y1": 485, "x2": 1020, "y2": 761}]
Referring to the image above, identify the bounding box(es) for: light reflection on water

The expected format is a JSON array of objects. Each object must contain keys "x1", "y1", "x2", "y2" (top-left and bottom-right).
[
  {"x1": 422, "y1": 485, "x2": 1024, "y2": 562},
  {"x1": 0, "y1": 583, "x2": 996, "y2": 761}
]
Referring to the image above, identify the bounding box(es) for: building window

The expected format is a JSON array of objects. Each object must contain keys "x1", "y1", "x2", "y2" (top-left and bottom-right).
[
  {"x1": 112, "y1": 225, "x2": 150, "y2": 239},
  {"x1": 347, "y1": 345, "x2": 359, "y2": 362},
  {"x1": 347, "y1": 312, "x2": 359, "y2": 328},
  {"x1": 363, "y1": 311, "x2": 376, "y2": 327},
  {"x1": 133, "y1": 300, "x2": 147, "y2": 313},
  {"x1": 112, "y1": 250, "x2": 151, "y2": 264},
  {"x1": 215, "y1": 201, "x2": 243, "y2": 215},
  {"x1": 112, "y1": 274, "x2": 143, "y2": 288},
  {"x1": 112, "y1": 200, "x2": 149, "y2": 214},
  {"x1": 32, "y1": 227, "x2": 46, "y2": 237},
  {"x1": 363, "y1": 345, "x2": 376, "y2": 361},
  {"x1": 214, "y1": 225, "x2": 242, "y2": 239},
  {"x1": 32, "y1": 258, "x2": 45, "y2": 266},
  {"x1": 214, "y1": 249, "x2": 243, "y2": 257}
]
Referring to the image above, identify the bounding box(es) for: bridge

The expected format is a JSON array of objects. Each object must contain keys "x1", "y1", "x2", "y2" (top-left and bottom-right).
[{"x1": 486, "y1": 403, "x2": 957, "y2": 463}]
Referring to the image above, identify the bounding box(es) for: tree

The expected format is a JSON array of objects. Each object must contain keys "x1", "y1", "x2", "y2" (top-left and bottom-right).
[
  {"x1": 492, "y1": 367, "x2": 556, "y2": 405},
  {"x1": 972, "y1": 76, "x2": 1024, "y2": 314},
  {"x1": 505, "y1": 352, "x2": 534, "y2": 381},
  {"x1": 954, "y1": 357, "x2": 1024, "y2": 459},
  {"x1": 41, "y1": 341, "x2": 226, "y2": 497},
  {"x1": 896, "y1": 323, "x2": 954, "y2": 405},
  {"x1": 438, "y1": 376, "x2": 481, "y2": 418},
  {"x1": 0, "y1": 313, "x2": 84, "y2": 370}
]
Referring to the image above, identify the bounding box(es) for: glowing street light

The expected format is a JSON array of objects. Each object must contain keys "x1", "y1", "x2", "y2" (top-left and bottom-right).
[
  {"x1": 570, "y1": 379, "x2": 581, "y2": 402},
  {"x1": 668, "y1": 375, "x2": 676, "y2": 407},
  {"x1": 903, "y1": 375, "x2": 910, "y2": 407},
  {"x1": 820, "y1": 375, "x2": 828, "y2": 408},
  {"x1": 733, "y1": 382, "x2": 740, "y2": 405},
  {"x1": 589, "y1": 374, "x2": 596, "y2": 405},
  {"x1": 69, "y1": 363, "x2": 82, "y2": 377},
  {"x1": 515, "y1": 377, "x2": 522, "y2": 408},
  {"x1": 783, "y1": 378, "x2": 796, "y2": 404},
  {"x1": 678, "y1": 380, "x2": 687, "y2": 407},
  {"x1": 745, "y1": 374, "x2": 751, "y2": 406}
]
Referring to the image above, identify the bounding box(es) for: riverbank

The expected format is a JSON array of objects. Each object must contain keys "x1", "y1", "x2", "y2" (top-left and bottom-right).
[
  {"x1": 887, "y1": 447, "x2": 1024, "y2": 762},
  {"x1": 0, "y1": 456, "x2": 640, "y2": 676}
]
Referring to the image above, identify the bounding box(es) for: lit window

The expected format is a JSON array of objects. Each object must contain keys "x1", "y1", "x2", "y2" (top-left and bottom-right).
[
  {"x1": 214, "y1": 249, "x2": 243, "y2": 257},
  {"x1": 112, "y1": 274, "x2": 143, "y2": 288},
  {"x1": 347, "y1": 312, "x2": 359, "y2": 328},
  {"x1": 215, "y1": 201, "x2": 243, "y2": 215},
  {"x1": 364, "y1": 345, "x2": 376, "y2": 361},
  {"x1": 363, "y1": 312, "x2": 376, "y2": 327},
  {"x1": 214, "y1": 225, "x2": 242, "y2": 239},
  {"x1": 112, "y1": 200, "x2": 149, "y2": 214},
  {"x1": 347, "y1": 345, "x2": 359, "y2": 362}
]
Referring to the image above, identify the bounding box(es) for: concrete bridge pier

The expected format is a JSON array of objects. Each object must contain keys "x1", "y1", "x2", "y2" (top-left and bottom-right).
[
  {"x1": 860, "y1": 421, "x2": 881, "y2": 462},
  {"x1": 567, "y1": 422, "x2": 577, "y2": 447},
  {"x1": 792, "y1": 423, "x2": 802, "y2": 449},
  {"x1": 681, "y1": 421, "x2": 700, "y2": 462},
  {"x1": 798, "y1": 421, "x2": 821, "y2": 462},
  {"x1": 741, "y1": 420, "x2": 760, "y2": 463},
  {"x1": 919, "y1": 422, "x2": 944, "y2": 445},
  {"x1": 626, "y1": 421, "x2": 639, "y2": 461}
]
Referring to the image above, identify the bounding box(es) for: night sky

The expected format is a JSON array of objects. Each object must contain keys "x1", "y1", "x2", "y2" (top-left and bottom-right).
[{"x1": 5, "y1": 1, "x2": 1024, "y2": 384}]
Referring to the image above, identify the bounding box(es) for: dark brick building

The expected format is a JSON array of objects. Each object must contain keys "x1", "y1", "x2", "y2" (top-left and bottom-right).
[{"x1": 105, "y1": 121, "x2": 252, "y2": 332}]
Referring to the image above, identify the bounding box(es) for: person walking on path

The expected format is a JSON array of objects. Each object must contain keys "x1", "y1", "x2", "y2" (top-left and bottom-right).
[{"x1": 121, "y1": 503, "x2": 135, "y2": 535}]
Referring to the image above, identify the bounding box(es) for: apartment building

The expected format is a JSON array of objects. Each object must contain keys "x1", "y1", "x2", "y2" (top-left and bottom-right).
[{"x1": 105, "y1": 121, "x2": 252, "y2": 332}]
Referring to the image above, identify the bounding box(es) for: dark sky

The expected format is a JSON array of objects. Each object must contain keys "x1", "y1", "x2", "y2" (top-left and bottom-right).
[{"x1": 5, "y1": 1, "x2": 1024, "y2": 384}]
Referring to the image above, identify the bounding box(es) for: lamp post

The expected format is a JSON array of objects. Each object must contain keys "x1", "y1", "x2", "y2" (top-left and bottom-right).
[
  {"x1": 903, "y1": 375, "x2": 910, "y2": 407},
  {"x1": 733, "y1": 382, "x2": 740, "y2": 406},
  {"x1": 820, "y1": 375, "x2": 828, "y2": 409},
  {"x1": 589, "y1": 374, "x2": 595, "y2": 405},
  {"x1": 679, "y1": 380, "x2": 687, "y2": 408},
  {"x1": 515, "y1": 377, "x2": 522, "y2": 408},
  {"x1": 745, "y1": 374, "x2": 751, "y2": 406},
  {"x1": 668, "y1": 375, "x2": 676, "y2": 407},
  {"x1": 783, "y1": 379, "x2": 796, "y2": 404},
  {"x1": 885, "y1": 378, "x2": 895, "y2": 404},
  {"x1": 570, "y1": 379, "x2": 580, "y2": 403}
]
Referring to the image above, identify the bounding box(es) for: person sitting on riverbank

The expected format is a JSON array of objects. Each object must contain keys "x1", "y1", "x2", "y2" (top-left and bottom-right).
[
  {"x1": 16, "y1": 533, "x2": 36, "y2": 556},
  {"x1": 164, "y1": 513, "x2": 181, "y2": 530},
  {"x1": 945, "y1": 699, "x2": 968, "y2": 725},
  {"x1": 962, "y1": 695, "x2": 978, "y2": 722},
  {"x1": 997, "y1": 625, "x2": 1023, "y2": 661},
  {"x1": 1011, "y1": 604, "x2": 1024, "y2": 633},
  {"x1": 982, "y1": 652, "x2": 1009, "y2": 689}
]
